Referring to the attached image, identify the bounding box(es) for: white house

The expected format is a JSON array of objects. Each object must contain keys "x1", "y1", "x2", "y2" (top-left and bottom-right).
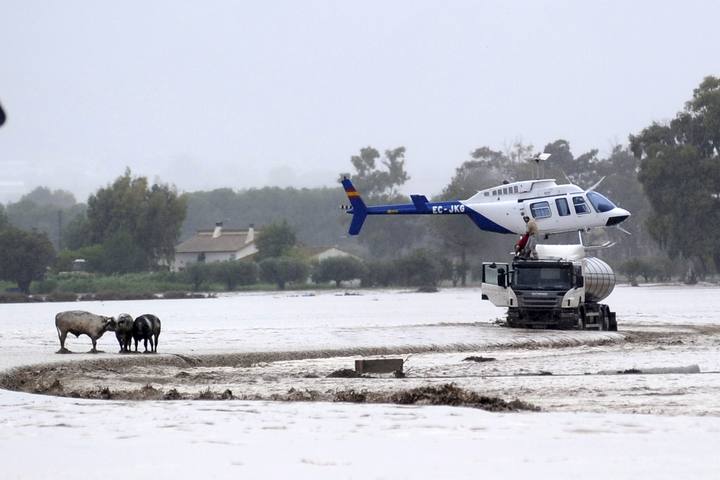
[
  {"x1": 172, "y1": 223, "x2": 258, "y2": 271},
  {"x1": 301, "y1": 246, "x2": 360, "y2": 262}
]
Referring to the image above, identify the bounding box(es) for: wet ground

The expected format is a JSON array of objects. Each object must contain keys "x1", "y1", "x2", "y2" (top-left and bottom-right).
[
  {"x1": 2, "y1": 285, "x2": 720, "y2": 478},
  {"x1": 4, "y1": 322, "x2": 719, "y2": 416}
]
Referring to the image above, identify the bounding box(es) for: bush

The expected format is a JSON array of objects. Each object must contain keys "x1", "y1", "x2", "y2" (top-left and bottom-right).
[
  {"x1": 208, "y1": 261, "x2": 258, "y2": 290},
  {"x1": 259, "y1": 257, "x2": 309, "y2": 290},
  {"x1": 361, "y1": 260, "x2": 397, "y2": 287},
  {"x1": 34, "y1": 278, "x2": 59, "y2": 294},
  {"x1": 395, "y1": 249, "x2": 444, "y2": 288},
  {"x1": 311, "y1": 256, "x2": 365, "y2": 287},
  {"x1": 183, "y1": 263, "x2": 211, "y2": 291},
  {"x1": 618, "y1": 257, "x2": 661, "y2": 284}
]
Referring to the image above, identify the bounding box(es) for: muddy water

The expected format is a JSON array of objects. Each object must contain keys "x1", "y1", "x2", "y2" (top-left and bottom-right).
[
  {"x1": 4, "y1": 322, "x2": 719, "y2": 416},
  {"x1": 2, "y1": 286, "x2": 720, "y2": 416}
]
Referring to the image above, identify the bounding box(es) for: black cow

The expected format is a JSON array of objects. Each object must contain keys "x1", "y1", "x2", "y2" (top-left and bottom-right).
[
  {"x1": 115, "y1": 313, "x2": 134, "y2": 353},
  {"x1": 133, "y1": 314, "x2": 161, "y2": 353}
]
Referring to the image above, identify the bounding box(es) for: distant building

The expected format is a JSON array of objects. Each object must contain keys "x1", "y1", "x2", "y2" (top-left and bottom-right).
[
  {"x1": 299, "y1": 246, "x2": 360, "y2": 262},
  {"x1": 172, "y1": 223, "x2": 258, "y2": 271}
]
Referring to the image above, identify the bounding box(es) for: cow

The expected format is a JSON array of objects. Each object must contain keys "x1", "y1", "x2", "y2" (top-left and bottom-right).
[
  {"x1": 133, "y1": 314, "x2": 161, "y2": 353},
  {"x1": 115, "y1": 313, "x2": 134, "y2": 353},
  {"x1": 55, "y1": 310, "x2": 117, "y2": 354}
]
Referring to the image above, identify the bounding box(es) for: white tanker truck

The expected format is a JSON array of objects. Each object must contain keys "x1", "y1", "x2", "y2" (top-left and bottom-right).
[{"x1": 480, "y1": 244, "x2": 617, "y2": 330}]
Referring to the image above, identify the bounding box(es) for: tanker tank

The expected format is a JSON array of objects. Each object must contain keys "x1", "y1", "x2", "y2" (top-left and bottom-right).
[{"x1": 581, "y1": 257, "x2": 615, "y2": 302}]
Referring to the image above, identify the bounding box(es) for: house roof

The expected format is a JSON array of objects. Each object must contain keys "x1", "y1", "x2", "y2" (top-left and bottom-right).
[
  {"x1": 298, "y1": 245, "x2": 360, "y2": 259},
  {"x1": 176, "y1": 229, "x2": 257, "y2": 253}
]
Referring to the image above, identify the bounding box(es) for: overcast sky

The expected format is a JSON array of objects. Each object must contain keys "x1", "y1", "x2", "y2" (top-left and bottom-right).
[{"x1": 1, "y1": 1, "x2": 718, "y2": 203}]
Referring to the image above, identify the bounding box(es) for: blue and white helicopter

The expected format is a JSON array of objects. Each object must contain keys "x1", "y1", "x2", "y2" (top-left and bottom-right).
[{"x1": 341, "y1": 155, "x2": 630, "y2": 239}]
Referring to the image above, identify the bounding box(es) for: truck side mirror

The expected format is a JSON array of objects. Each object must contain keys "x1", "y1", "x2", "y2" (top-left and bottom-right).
[{"x1": 498, "y1": 268, "x2": 506, "y2": 288}]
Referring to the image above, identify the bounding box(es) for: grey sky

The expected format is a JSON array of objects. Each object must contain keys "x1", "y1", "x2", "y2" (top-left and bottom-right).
[{"x1": 1, "y1": 1, "x2": 718, "y2": 203}]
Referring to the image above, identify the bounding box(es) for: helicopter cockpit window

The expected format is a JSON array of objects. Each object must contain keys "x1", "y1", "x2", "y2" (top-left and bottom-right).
[
  {"x1": 530, "y1": 201, "x2": 551, "y2": 219},
  {"x1": 573, "y1": 196, "x2": 590, "y2": 214},
  {"x1": 587, "y1": 191, "x2": 616, "y2": 213}
]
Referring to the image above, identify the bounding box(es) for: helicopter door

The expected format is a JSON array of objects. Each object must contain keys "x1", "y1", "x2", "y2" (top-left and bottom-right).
[{"x1": 481, "y1": 262, "x2": 509, "y2": 307}]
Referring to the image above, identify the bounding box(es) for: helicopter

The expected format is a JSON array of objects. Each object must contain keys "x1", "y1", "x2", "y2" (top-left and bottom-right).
[{"x1": 341, "y1": 155, "x2": 630, "y2": 239}]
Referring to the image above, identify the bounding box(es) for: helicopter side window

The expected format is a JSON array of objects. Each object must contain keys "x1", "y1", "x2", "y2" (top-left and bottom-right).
[
  {"x1": 492, "y1": 190, "x2": 497, "y2": 196},
  {"x1": 502, "y1": 187, "x2": 508, "y2": 195},
  {"x1": 513, "y1": 186, "x2": 518, "y2": 193},
  {"x1": 573, "y1": 196, "x2": 590, "y2": 214},
  {"x1": 530, "y1": 201, "x2": 551, "y2": 219},
  {"x1": 484, "y1": 191, "x2": 489, "y2": 196},
  {"x1": 555, "y1": 198, "x2": 571, "y2": 216}
]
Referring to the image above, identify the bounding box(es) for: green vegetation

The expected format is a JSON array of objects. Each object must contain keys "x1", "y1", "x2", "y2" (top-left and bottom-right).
[
  {"x1": 0, "y1": 227, "x2": 56, "y2": 293},
  {"x1": 312, "y1": 256, "x2": 366, "y2": 287},
  {"x1": 259, "y1": 257, "x2": 309, "y2": 290},
  {"x1": 255, "y1": 220, "x2": 297, "y2": 259},
  {"x1": 3, "y1": 77, "x2": 720, "y2": 288},
  {"x1": 633, "y1": 76, "x2": 720, "y2": 281}
]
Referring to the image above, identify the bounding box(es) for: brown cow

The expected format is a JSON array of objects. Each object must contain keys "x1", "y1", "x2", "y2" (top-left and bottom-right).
[{"x1": 55, "y1": 310, "x2": 117, "y2": 353}]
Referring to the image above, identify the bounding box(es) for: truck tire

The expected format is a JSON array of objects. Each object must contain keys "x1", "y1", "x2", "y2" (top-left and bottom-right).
[
  {"x1": 576, "y1": 306, "x2": 586, "y2": 330},
  {"x1": 609, "y1": 311, "x2": 618, "y2": 331},
  {"x1": 600, "y1": 305, "x2": 610, "y2": 331}
]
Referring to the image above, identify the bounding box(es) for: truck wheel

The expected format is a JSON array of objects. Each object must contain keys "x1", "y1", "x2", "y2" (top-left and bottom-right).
[
  {"x1": 609, "y1": 311, "x2": 618, "y2": 331},
  {"x1": 600, "y1": 305, "x2": 610, "y2": 331}
]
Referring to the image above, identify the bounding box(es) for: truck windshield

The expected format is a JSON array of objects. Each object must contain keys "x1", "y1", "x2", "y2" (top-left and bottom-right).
[{"x1": 513, "y1": 266, "x2": 573, "y2": 290}]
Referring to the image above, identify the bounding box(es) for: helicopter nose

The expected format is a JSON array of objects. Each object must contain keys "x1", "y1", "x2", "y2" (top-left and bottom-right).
[{"x1": 606, "y1": 208, "x2": 630, "y2": 226}]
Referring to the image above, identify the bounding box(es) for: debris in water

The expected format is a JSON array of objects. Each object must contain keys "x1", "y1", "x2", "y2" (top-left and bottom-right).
[
  {"x1": 462, "y1": 356, "x2": 496, "y2": 363},
  {"x1": 327, "y1": 368, "x2": 362, "y2": 378}
]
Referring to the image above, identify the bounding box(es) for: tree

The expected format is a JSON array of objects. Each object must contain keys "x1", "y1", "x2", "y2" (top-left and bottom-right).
[
  {"x1": 21, "y1": 187, "x2": 77, "y2": 209},
  {"x1": 0, "y1": 205, "x2": 8, "y2": 231},
  {"x1": 259, "y1": 257, "x2": 309, "y2": 290},
  {"x1": 255, "y1": 220, "x2": 297, "y2": 259},
  {"x1": 184, "y1": 263, "x2": 210, "y2": 291},
  {"x1": 361, "y1": 260, "x2": 397, "y2": 287},
  {"x1": 339, "y1": 146, "x2": 410, "y2": 198},
  {"x1": 339, "y1": 146, "x2": 429, "y2": 257},
  {"x1": 632, "y1": 76, "x2": 720, "y2": 275},
  {"x1": 395, "y1": 249, "x2": 444, "y2": 288},
  {"x1": 182, "y1": 186, "x2": 347, "y2": 248},
  {"x1": 85, "y1": 169, "x2": 187, "y2": 270},
  {"x1": 312, "y1": 256, "x2": 365, "y2": 287},
  {"x1": 96, "y1": 230, "x2": 147, "y2": 274},
  {"x1": 4, "y1": 188, "x2": 85, "y2": 250},
  {"x1": 432, "y1": 148, "x2": 514, "y2": 284},
  {"x1": 210, "y1": 261, "x2": 258, "y2": 290},
  {"x1": 0, "y1": 227, "x2": 56, "y2": 293}
]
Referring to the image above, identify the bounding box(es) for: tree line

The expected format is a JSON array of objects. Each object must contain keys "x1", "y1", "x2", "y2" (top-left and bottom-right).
[{"x1": 2, "y1": 75, "x2": 719, "y2": 291}]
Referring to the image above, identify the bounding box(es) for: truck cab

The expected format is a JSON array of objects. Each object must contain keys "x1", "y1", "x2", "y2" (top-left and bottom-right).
[{"x1": 481, "y1": 258, "x2": 616, "y2": 330}]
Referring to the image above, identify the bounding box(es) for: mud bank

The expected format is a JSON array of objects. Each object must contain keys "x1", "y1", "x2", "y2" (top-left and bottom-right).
[{"x1": 3, "y1": 323, "x2": 720, "y2": 415}]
